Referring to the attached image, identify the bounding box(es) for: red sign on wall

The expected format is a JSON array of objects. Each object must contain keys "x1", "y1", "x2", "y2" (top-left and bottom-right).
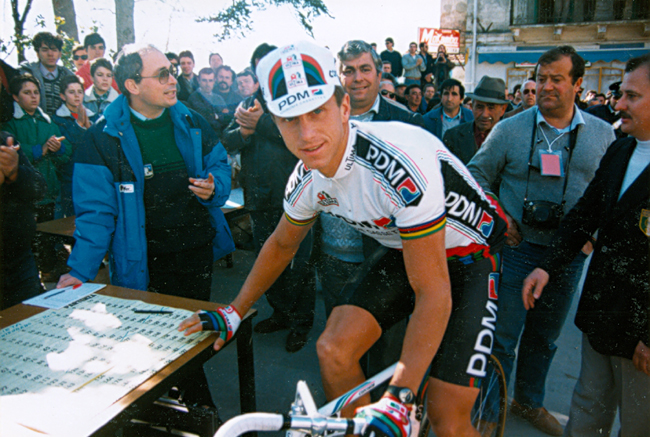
[{"x1": 418, "y1": 28, "x2": 461, "y2": 54}]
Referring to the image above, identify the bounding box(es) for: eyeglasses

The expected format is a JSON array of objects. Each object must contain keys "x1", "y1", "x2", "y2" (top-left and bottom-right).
[
  {"x1": 73, "y1": 55, "x2": 88, "y2": 61},
  {"x1": 380, "y1": 90, "x2": 396, "y2": 99},
  {"x1": 523, "y1": 89, "x2": 536, "y2": 95},
  {"x1": 137, "y1": 68, "x2": 172, "y2": 84}
]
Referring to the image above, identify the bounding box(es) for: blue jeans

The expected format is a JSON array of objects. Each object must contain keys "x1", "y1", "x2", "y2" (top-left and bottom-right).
[{"x1": 486, "y1": 241, "x2": 586, "y2": 419}]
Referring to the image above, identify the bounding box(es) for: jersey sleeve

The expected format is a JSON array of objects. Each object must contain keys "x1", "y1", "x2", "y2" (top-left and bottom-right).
[
  {"x1": 393, "y1": 149, "x2": 447, "y2": 241},
  {"x1": 282, "y1": 162, "x2": 319, "y2": 226}
]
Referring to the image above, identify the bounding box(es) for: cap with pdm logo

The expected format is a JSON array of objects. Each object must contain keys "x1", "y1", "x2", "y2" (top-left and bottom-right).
[{"x1": 255, "y1": 41, "x2": 340, "y2": 118}]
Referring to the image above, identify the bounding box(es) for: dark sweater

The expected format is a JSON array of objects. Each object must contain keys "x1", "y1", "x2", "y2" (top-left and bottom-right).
[{"x1": 131, "y1": 110, "x2": 214, "y2": 254}]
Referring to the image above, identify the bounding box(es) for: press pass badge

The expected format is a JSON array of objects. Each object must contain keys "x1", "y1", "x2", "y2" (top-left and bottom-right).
[
  {"x1": 639, "y1": 209, "x2": 650, "y2": 236},
  {"x1": 539, "y1": 150, "x2": 564, "y2": 177},
  {"x1": 144, "y1": 164, "x2": 154, "y2": 179}
]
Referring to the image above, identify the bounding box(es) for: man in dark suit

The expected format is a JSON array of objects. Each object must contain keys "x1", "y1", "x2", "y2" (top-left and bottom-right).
[
  {"x1": 522, "y1": 53, "x2": 650, "y2": 437},
  {"x1": 442, "y1": 76, "x2": 509, "y2": 164},
  {"x1": 422, "y1": 78, "x2": 473, "y2": 140}
]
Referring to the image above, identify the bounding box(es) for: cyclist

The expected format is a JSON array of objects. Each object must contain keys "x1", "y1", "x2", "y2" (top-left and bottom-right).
[{"x1": 179, "y1": 41, "x2": 507, "y2": 437}]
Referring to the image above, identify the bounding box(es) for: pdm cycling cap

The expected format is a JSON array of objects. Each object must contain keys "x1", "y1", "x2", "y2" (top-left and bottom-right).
[{"x1": 256, "y1": 41, "x2": 340, "y2": 118}]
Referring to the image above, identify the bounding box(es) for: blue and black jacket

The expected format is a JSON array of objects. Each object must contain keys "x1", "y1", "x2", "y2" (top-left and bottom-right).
[{"x1": 68, "y1": 95, "x2": 234, "y2": 290}]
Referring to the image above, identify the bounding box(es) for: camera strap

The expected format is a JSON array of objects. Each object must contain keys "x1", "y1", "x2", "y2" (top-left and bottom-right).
[{"x1": 523, "y1": 112, "x2": 579, "y2": 207}]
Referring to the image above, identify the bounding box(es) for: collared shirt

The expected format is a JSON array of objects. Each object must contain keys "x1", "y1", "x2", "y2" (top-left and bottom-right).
[
  {"x1": 351, "y1": 95, "x2": 381, "y2": 122},
  {"x1": 441, "y1": 109, "x2": 462, "y2": 138},
  {"x1": 39, "y1": 63, "x2": 58, "y2": 80},
  {"x1": 473, "y1": 124, "x2": 490, "y2": 149},
  {"x1": 534, "y1": 106, "x2": 585, "y2": 158},
  {"x1": 536, "y1": 104, "x2": 585, "y2": 134},
  {"x1": 129, "y1": 106, "x2": 165, "y2": 121}
]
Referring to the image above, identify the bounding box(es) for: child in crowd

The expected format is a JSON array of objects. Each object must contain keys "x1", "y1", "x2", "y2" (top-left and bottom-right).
[
  {"x1": 2, "y1": 74, "x2": 71, "y2": 281},
  {"x1": 83, "y1": 58, "x2": 118, "y2": 116},
  {"x1": 52, "y1": 75, "x2": 96, "y2": 217}
]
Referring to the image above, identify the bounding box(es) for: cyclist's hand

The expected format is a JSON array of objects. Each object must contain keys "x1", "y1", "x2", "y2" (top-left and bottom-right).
[
  {"x1": 178, "y1": 306, "x2": 242, "y2": 351},
  {"x1": 355, "y1": 396, "x2": 412, "y2": 437}
]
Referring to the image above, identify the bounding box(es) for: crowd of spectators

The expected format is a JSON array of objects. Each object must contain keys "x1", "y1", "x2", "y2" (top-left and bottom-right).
[{"x1": 0, "y1": 27, "x2": 647, "y2": 437}]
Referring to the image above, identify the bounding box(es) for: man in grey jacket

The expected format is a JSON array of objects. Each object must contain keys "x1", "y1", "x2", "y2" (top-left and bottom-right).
[
  {"x1": 467, "y1": 46, "x2": 615, "y2": 436},
  {"x1": 20, "y1": 32, "x2": 74, "y2": 116}
]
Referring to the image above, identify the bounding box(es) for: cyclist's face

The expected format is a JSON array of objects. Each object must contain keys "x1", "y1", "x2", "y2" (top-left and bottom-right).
[{"x1": 274, "y1": 94, "x2": 351, "y2": 178}]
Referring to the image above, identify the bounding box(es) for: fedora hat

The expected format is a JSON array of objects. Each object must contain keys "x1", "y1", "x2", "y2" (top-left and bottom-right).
[{"x1": 466, "y1": 76, "x2": 509, "y2": 104}]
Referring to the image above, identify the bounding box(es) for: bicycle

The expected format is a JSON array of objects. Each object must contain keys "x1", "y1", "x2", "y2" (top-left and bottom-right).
[{"x1": 215, "y1": 355, "x2": 507, "y2": 437}]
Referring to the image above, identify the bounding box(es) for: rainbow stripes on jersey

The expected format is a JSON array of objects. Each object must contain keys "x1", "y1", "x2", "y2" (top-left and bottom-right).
[
  {"x1": 284, "y1": 212, "x2": 318, "y2": 227},
  {"x1": 399, "y1": 213, "x2": 446, "y2": 240}
]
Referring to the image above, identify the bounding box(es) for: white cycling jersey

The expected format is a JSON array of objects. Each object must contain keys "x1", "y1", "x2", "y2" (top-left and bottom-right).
[{"x1": 283, "y1": 121, "x2": 506, "y2": 259}]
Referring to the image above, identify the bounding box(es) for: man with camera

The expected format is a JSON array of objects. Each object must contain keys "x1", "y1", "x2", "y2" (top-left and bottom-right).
[{"x1": 467, "y1": 46, "x2": 615, "y2": 436}]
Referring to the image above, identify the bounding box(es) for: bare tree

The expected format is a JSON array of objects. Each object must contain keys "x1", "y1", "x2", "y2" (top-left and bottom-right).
[
  {"x1": 52, "y1": 0, "x2": 79, "y2": 41},
  {"x1": 10, "y1": 0, "x2": 34, "y2": 62},
  {"x1": 115, "y1": 0, "x2": 136, "y2": 51}
]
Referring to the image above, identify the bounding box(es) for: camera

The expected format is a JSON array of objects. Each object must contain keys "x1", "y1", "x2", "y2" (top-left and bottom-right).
[{"x1": 522, "y1": 200, "x2": 564, "y2": 229}]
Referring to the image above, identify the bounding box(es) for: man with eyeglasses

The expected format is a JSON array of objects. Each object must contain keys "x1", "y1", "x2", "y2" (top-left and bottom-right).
[
  {"x1": 503, "y1": 78, "x2": 537, "y2": 119},
  {"x1": 19, "y1": 32, "x2": 75, "y2": 116},
  {"x1": 57, "y1": 43, "x2": 232, "y2": 410},
  {"x1": 76, "y1": 33, "x2": 119, "y2": 92},
  {"x1": 58, "y1": 41, "x2": 232, "y2": 302}
]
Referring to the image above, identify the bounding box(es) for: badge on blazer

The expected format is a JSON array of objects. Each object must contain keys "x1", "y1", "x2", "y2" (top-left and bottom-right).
[{"x1": 639, "y1": 209, "x2": 650, "y2": 236}]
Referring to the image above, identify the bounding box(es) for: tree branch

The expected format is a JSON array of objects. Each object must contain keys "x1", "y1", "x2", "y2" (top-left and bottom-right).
[{"x1": 197, "y1": 0, "x2": 331, "y2": 42}]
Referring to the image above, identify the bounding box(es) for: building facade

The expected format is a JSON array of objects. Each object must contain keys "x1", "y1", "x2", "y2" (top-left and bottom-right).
[{"x1": 445, "y1": 0, "x2": 649, "y2": 94}]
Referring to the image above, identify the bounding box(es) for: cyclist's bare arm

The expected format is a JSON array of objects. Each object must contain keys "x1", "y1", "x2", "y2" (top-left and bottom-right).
[
  {"x1": 390, "y1": 230, "x2": 452, "y2": 393},
  {"x1": 179, "y1": 215, "x2": 313, "y2": 349}
]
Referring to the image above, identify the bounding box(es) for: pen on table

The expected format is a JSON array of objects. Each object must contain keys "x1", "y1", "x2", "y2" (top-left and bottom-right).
[
  {"x1": 44, "y1": 283, "x2": 82, "y2": 299},
  {"x1": 133, "y1": 309, "x2": 173, "y2": 314}
]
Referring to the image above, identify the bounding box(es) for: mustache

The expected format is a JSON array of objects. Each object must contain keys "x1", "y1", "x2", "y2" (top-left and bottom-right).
[{"x1": 619, "y1": 111, "x2": 631, "y2": 119}]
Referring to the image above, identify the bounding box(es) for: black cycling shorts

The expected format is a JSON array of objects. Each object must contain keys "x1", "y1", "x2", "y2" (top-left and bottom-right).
[{"x1": 333, "y1": 246, "x2": 500, "y2": 388}]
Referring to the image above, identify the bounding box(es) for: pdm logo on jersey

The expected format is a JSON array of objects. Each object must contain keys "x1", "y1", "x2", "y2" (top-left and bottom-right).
[
  {"x1": 365, "y1": 144, "x2": 423, "y2": 206},
  {"x1": 477, "y1": 211, "x2": 494, "y2": 238},
  {"x1": 396, "y1": 178, "x2": 421, "y2": 205},
  {"x1": 317, "y1": 191, "x2": 339, "y2": 207}
]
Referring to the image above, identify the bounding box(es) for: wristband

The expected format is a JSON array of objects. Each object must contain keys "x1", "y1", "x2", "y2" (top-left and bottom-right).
[{"x1": 198, "y1": 306, "x2": 242, "y2": 342}]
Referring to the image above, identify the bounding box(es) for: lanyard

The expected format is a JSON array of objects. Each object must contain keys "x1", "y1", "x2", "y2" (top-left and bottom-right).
[{"x1": 524, "y1": 111, "x2": 579, "y2": 205}]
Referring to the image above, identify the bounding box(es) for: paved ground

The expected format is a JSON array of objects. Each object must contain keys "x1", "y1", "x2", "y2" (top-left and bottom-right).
[{"x1": 200, "y1": 249, "x2": 614, "y2": 437}]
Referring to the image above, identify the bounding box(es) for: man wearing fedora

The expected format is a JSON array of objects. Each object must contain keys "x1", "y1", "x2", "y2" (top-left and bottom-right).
[
  {"x1": 442, "y1": 76, "x2": 509, "y2": 165},
  {"x1": 467, "y1": 46, "x2": 615, "y2": 435}
]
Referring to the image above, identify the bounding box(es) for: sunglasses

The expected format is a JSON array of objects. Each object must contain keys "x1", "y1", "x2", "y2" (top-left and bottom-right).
[
  {"x1": 137, "y1": 68, "x2": 172, "y2": 84},
  {"x1": 73, "y1": 55, "x2": 88, "y2": 61},
  {"x1": 380, "y1": 90, "x2": 396, "y2": 99},
  {"x1": 523, "y1": 89, "x2": 536, "y2": 95}
]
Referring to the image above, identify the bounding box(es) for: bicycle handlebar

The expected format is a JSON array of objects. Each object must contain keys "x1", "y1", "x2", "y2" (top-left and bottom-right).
[{"x1": 214, "y1": 413, "x2": 366, "y2": 437}]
